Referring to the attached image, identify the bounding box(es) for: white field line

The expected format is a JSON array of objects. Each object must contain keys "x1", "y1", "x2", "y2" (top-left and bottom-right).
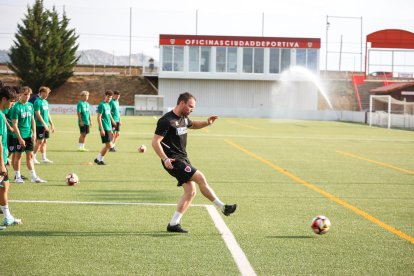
[
  {"x1": 9, "y1": 199, "x2": 255, "y2": 276},
  {"x1": 55, "y1": 130, "x2": 414, "y2": 142},
  {"x1": 206, "y1": 205, "x2": 257, "y2": 276}
]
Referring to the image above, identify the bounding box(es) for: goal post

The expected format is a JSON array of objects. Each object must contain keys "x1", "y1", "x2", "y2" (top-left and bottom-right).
[{"x1": 369, "y1": 95, "x2": 414, "y2": 129}]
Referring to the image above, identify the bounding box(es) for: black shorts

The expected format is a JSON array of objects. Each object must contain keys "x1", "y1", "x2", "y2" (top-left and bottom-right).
[
  {"x1": 79, "y1": 125, "x2": 90, "y2": 134},
  {"x1": 36, "y1": 126, "x2": 50, "y2": 140},
  {"x1": 112, "y1": 122, "x2": 120, "y2": 132},
  {"x1": 13, "y1": 137, "x2": 34, "y2": 152},
  {"x1": 162, "y1": 157, "x2": 197, "y2": 186},
  {"x1": 7, "y1": 135, "x2": 14, "y2": 153},
  {"x1": 100, "y1": 130, "x2": 113, "y2": 144}
]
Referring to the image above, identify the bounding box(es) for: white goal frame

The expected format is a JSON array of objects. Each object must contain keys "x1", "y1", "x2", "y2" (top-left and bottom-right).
[
  {"x1": 369, "y1": 95, "x2": 391, "y2": 129},
  {"x1": 369, "y1": 95, "x2": 414, "y2": 129}
]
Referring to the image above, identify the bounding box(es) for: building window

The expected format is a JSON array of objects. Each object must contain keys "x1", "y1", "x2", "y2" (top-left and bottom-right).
[
  {"x1": 296, "y1": 49, "x2": 306, "y2": 67},
  {"x1": 243, "y1": 48, "x2": 253, "y2": 73},
  {"x1": 227, "y1": 48, "x2": 237, "y2": 72},
  {"x1": 281, "y1": 49, "x2": 291, "y2": 72},
  {"x1": 216, "y1": 47, "x2": 237, "y2": 73},
  {"x1": 162, "y1": 46, "x2": 173, "y2": 71},
  {"x1": 307, "y1": 49, "x2": 318, "y2": 72},
  {"x1": 189, "y1": 46, "x2": 211, "y2": 72},
  {"x1": 173, "y1": 46, "x2": 184, "y2": 71},
  {"x1": 162, "y1": 46, "x2": 184, "y2": 71},
  {"x1": 216, "y1": 47, "x2": 226, "y2": 72},
  {"x1": 254, "y1": 48, "x2": 264, "y2": 73},
  {"x1": 269, "y1": 48, "x2": 280, "y2": 74},
  {"x1": 189, "y1": 47, "x2": 199, "y2": 72},
  {"x1": 200, "y1": 47, "x2": 211, "y2": 72}
]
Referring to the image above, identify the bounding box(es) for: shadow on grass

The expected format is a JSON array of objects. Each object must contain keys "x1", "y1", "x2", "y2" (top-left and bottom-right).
[
  {"x1": 266, "y1": 235, "x2": 314, "y2": 239},
  {"x1": 83, "y1": 189, "x2": 177, "y2": 202},
  {"x1": 1, "y1": 231, "x2": 183, "y2": 238}
]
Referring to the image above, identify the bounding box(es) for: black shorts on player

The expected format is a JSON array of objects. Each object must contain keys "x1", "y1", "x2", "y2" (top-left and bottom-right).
[
  {"x1": 13, "y1": 137, "x2": 34, "y2": 152},
  {"x1": 36, "y1": 126, "x2": 49, "y2": 140},
  {"x1": 112, "y1": 122, "x2": 120, "y2": 132},
  {"x1": 100, "y1": 130, "x2": 113, "y2": 144},
  {"x1": 7, "y1": 135, "x2": 14, "y2": 153},
  {"x1": 162, "y1": 157, "x2": 197, "y2": 186},
  {"x1": 79, "y1": 125, "x2": 90, "y2": 134}
]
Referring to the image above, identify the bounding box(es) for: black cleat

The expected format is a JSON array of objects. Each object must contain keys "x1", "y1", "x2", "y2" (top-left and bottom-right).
[
  {"x1": 94, "y1": 159, "x2": 106, "y2": 165},
  {"x1": 167, "y1": 223, "x2": 188, "y2": 233},
  {"x1": 222, "y1": 204, "x2": 237, "y2": 216},
  {"x1": 109, "y1": 147, "x2": 116, "y2": 152}
]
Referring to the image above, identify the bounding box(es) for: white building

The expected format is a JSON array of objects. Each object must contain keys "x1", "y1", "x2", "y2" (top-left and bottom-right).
[{"x1": 158, "y1": 34, "x2": 321, "y2": 117}]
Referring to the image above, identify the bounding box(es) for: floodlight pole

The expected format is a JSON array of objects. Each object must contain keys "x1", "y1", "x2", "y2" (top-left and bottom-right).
[
  {"x1": 326, "y1": 15, "x2": 363, "y2": 72},
  {"x1": 195, "y1": 9, "x2": 198, "y2": 35},
  {"x1": 325, "y1": 16, "x2": 329, "y2": 73},
  {"x1": 262, "y1": 12, "x2": 265, "y2": 37},
  {"x1": 129, "y1": 7, "x2": 132, "y2": 76}
]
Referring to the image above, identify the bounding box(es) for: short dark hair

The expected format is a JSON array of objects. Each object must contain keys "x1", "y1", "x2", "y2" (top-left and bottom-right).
[
  {"x1": 113, "y1": 90, "x2": 120, "y2": 95},
  {"x1": 13, "y1": 86, "x2": 21, "y2": 94},
  {"x1": 0, "y1": 86, "x2": 17, "y2": 101},
  {"x1": 177, "y1": 92, "x2": 196, "y2": 105},
  {"x1": 105, "y1": 90, "x2": 114, "y2": 96}
]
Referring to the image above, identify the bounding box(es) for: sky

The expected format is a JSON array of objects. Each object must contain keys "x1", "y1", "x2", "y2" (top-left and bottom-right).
[{"x1": 0, "y1": 0, "x2": 413, "y2": 70}]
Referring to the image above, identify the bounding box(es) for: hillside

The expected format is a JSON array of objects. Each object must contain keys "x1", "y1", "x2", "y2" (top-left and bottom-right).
[
  {"x1": 0, "y1": 49, "x2": 158, "y2": 66},
  {"x1": 0, "y1": 74, "x2": 157, "y2": 106}
]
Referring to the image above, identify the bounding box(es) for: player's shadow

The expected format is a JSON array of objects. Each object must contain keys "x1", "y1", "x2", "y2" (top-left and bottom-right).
[
  {"x1": 1, "y1": 231, "x2": 185, "y2": 238},
  {"x1": 266, "y1": 235, "x2": 314, "y2": 239}
]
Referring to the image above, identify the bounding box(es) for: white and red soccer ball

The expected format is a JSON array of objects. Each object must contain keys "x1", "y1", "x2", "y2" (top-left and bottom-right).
[
  {"x1": 66, "y1": 173, "x2": 79, "y2": 186},
  {"x1": 138, "y1": 145, "x2": 147, "y2": 153},
  {"x1": 311, "y1": 215, "x2": 331, "y2": 235}
]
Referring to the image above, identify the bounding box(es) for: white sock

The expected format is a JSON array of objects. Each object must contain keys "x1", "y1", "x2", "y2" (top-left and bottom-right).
[
  {"x1": 30, "y1": 170, "x2": 37, "y2": 180},
  {"x1": 1, "y1": 205, "x2": 12, "y2": 219},
  {"x1": 213, "y1": 199, "x2": 225, "y2": 211},
  {"x1": 41, "y1": 153, "x2": 46, "y2": 160},
  {"x1": 169, "y1": 211, "x2": 183, "y2": 226},
  {"x1": 15, "y1": 171, "x2": 21, "y2": 179},
  {"x1": 79, "y1": 143, "x2": 84, "y2": 149},
  {"x1": 97, "y1": 153, "x2": 103, "y2": 161}
]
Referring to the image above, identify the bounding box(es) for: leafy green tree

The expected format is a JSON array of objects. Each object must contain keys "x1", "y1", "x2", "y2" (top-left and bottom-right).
[{"x1": 8, "y1": 0, "x2": 79, "y2": 91}]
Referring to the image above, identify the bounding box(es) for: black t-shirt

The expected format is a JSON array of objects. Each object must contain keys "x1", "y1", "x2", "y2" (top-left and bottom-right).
[{"x1": 155, "y1": 110, "x2": 193, "y2": 158}]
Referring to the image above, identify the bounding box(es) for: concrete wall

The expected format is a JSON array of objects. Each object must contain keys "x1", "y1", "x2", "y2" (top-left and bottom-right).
[{"x1": 159, "y1": 78, "x2": 319, "y2": 117}]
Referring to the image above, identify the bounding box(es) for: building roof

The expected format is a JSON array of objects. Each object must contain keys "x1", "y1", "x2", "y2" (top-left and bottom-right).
[{"x1": 370, "y1": 82, "x2": 414, "y2": 94}]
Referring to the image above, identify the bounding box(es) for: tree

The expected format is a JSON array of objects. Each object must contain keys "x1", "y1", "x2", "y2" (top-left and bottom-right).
[{"x1": 8, "y1": 0, "x2": 79, "y2": 91}]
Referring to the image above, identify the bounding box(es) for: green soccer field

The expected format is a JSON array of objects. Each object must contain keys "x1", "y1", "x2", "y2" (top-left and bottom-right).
[{"x1": 2, "y1": 115, "x2": 414, "y2": 275}]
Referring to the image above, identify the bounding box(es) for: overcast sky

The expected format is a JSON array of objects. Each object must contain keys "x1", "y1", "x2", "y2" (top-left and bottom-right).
[{"x1": 0, "y1": 0, "x2": 413, "y2": 70}]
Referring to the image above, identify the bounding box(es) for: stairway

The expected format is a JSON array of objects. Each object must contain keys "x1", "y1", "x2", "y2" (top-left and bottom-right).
[{"x1": 357, "y1": 81, "x2": 385, "y2": 111}]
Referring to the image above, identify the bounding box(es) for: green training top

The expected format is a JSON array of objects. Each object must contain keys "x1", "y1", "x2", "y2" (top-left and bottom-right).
[
  {"x1": 34, "y1": 97, "x2": 50, "y2": 127},
  {"x1": 97, "y1": 101, "x2": 111, "y2": 131},
  {"x1": 109, "y1": 99, "x2": 120, "y2": 123},
  {"x1": 77, "y1": 100, "x2": 90, "y2": 125},
  {"x1": 0, "y1": 110, "x2": 8, "y2": 165},
  {"x1": 11, "y1": 101, "x2": 34, "y2": 139}
]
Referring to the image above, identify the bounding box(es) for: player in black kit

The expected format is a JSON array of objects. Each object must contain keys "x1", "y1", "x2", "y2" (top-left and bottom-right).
[{"x1": 152, "y1": 92, "x2": 237, "y2": 233}]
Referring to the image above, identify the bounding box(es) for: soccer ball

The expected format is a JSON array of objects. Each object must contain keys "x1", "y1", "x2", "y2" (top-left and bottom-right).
[
  {"x1": 138, "y1": 145, "x2": 147, "y2": 153},
  {"x1": 311, "y1": 215, "x2": 331, "y2": 235},
  {"x1": 66, "y1": 173, "x2": 79, "y2": 186}
]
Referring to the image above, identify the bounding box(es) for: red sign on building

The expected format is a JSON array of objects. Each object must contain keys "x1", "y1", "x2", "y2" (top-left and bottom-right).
[{"x1": 160, "y1": 34, "x2": 320, "y2": 49}]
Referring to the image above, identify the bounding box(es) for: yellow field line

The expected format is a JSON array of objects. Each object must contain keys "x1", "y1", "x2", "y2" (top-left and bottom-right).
[
  {"x1": 227, "y1": 120, "x2": 261, "y2": 130},
  {"x1": 224, "y1": 139, "x2": 414, "y2": 245},
  {"x1": 336, "y1": 150, "x2": 414, "y2": 175}
]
